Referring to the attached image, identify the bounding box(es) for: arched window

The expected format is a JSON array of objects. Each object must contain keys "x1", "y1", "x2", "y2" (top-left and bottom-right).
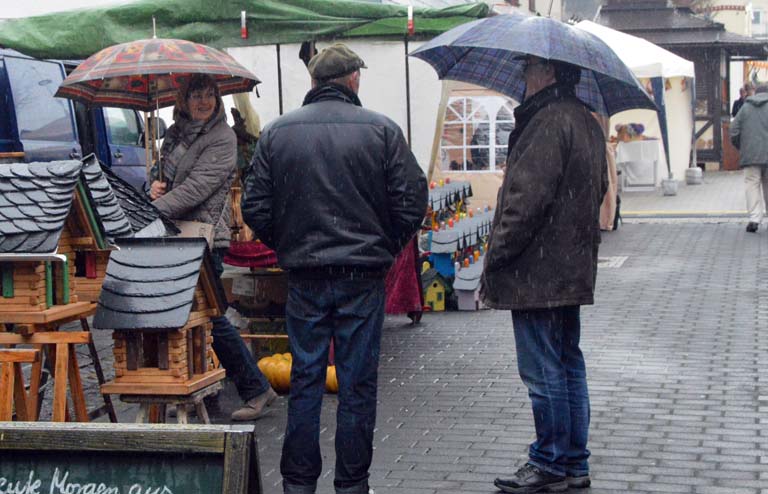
[{"x1": 440, "y1": 96, "x2": 517, "y2": 172}]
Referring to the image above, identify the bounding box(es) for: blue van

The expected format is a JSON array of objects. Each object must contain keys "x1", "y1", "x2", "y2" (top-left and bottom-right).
[{"x1": 0, "y1": 48, "x2": 161, "y2": 190}]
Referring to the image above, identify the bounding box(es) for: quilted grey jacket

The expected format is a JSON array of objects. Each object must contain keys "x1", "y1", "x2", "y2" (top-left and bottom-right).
[
  {"x1": 152, "y1": 107, "x2": 236, "y2": 248},
  {"x1": 730, "y1": 92, "x2": 768, "y2": 168}
]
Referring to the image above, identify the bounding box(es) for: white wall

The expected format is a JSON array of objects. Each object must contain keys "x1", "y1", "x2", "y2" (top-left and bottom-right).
[
  {"x1": 226, "y1": 40, "x2": 444, "y2": 174},
  {"x1": 610, "y1": 76, "x2": 693, "y2": 184}
]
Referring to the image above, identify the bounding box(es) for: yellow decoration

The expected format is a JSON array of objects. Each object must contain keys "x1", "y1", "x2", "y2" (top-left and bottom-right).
[
  {"x1": 422, "y1": 261, "x2": 431, "y2": 273},
  {"x1": 326, "y1": 365, "x2": 339, "y2": 393}
]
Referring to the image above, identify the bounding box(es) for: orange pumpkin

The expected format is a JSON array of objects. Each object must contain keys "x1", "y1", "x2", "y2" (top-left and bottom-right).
[
  {"x1": 326, "y1": 365, "x2": 338, "y2": 393},
  {"x1": 259, "y1": 354, "x2": 292, "y2": 393}
]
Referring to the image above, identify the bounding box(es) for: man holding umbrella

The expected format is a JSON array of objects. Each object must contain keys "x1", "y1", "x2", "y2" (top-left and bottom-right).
[{"x1": 480, "y1": 56, "x2": 607, "y2": 493}]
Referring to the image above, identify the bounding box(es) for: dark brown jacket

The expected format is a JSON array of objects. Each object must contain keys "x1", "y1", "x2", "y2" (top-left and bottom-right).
[{"x1": 480, "y1": 85, "x2": 607, "y2": 310}]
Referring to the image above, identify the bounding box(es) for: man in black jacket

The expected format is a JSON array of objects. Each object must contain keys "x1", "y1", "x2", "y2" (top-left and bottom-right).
[
  {"x1": 242, "y1": 44, "x2": 428, "y2": 494},
  {"x1": 481, "y1": 56, "x2": 607, "y2": 494}
]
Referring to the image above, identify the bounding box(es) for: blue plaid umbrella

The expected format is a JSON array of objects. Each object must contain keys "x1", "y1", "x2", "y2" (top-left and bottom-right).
[{"x1": 410, "y1": 13, "x2": 656, "y2": 115}]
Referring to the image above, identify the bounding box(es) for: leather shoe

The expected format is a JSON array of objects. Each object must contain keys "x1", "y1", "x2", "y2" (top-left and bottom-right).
[
  {"x1": 494, "y1": 464, "x2": 567, "y2": 493},
  {"x1": 566, "y1": 474, "x2": 591, "y2": 488},
  {"x1": 747, "y1": 222, "x2": 759, "y2": 233},
  {"x1": 231, "y1": 387, "x2": 278, "y2": 421}
]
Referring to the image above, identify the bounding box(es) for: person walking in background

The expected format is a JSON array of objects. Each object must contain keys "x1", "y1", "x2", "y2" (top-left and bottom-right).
[
  {"x1": 241, "y1": 44, "x2": 428, "y2": 494},
  {"x1": 148, "y1": 74, "x2": 277, "y2": 421},
  {"x1": 732, "y1": 83, "x2": 754, "y2": 117},
  {"x1": 730, "y1": 84, "x2": 768, "y2": 233},
  {"x1": 480, "y1": 55, "x2": 607, "y2": 494}
]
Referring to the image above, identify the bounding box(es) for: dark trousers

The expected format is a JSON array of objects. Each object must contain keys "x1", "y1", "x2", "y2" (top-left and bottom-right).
[
  {"x1": 281, "y1": 277, "x2": 385, "y2": 494},
  {"x1": 211, "y1": 248, "x2": 270, "y2": 401},
  {"x1": 511, "y1": 305, "x2": 590, "y2": 477}
]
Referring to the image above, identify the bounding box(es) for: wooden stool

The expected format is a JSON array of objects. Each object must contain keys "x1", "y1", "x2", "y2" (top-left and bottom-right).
[
  {"x1": 0, "y1": 332, "x2": 91, "y2": 422},
  {"x1": 122, "y1": 382, "x2": 223, "y2": 425},
  {"x1": 0, "y1": 348, "x2": 40, "y2": 421}
]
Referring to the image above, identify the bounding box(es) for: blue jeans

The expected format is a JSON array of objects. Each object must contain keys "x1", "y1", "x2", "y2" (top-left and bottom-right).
[
  {"x1": 211, "y1": 248, "x2": 270, "y2": 402},
  {"x1": 512, "y1": 306, "x2": 590, "y2": 478},
  {"x1": 281, "y1": 277, "x2": 385, "y2": 494}
]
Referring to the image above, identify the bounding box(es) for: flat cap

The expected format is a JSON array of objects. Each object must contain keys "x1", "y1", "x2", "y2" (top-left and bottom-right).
[{"x1": 308, "y1": 43, "x2": 367, "y2": 81}]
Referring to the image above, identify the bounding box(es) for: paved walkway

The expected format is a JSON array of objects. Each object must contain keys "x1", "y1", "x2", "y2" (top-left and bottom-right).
[
  {"x1": 67, "y1": 171, "x2": 768, "y2": 493},
  {"x1": 621, "y1": 170, "x2": 747, "y2": 218}
]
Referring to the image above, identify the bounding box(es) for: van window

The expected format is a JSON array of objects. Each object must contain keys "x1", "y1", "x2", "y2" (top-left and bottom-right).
[
  {"x1": 104, "y1": 107, "x2": 141, "y2": 146},
  {"x1": 5, "y1": 57, "x2": 75, "y2": 143}
]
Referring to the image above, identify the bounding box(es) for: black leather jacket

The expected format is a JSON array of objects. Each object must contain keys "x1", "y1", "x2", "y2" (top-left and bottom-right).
[{"x1": 241, "y1": 83, "x2": 427, "y2": 273}]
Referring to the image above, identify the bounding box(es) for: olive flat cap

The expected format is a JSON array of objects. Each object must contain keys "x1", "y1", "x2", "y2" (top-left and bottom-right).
[{"x1": 308, "y1": 43, "x2": 367, "y2": 81}]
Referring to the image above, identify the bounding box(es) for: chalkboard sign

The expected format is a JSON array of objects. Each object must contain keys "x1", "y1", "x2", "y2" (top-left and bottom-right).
[{"x1": 0, "y1": 423, "x2": 261, "y2": 494}]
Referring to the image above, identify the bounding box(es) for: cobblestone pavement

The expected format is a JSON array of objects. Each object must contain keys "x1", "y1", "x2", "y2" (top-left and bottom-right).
[{"x1": 75, "y1": 217, "x2": 768, "y2": 493}]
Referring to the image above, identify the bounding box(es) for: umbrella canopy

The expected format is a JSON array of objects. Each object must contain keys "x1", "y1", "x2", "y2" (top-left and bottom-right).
[
  {"x1": 55, "y1": 38, "x2": 260, "y2": 112},
  {"x1": 410, "y1": 13, "x2": 656, "y2": 116}
]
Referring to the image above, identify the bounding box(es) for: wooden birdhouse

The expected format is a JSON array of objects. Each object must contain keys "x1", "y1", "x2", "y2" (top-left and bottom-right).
[
  {"x1": 421, "y1": 268, "x2": 448, "y2": 312},
  {"x1": 94, "y1": 237, "x2": 226, "y2": 396},
  {"x1": 454, "y1": 257, "x2": 484, "y2": 311},
  {"x1": 72, "y1": 155, "x2": 178, "y2": 303},
  {"x1": 0, "y1": 160, "x2": 105, "y2": 323},
  {"x1": 73, "y1": 155, "x2": 133, "y2": 302}
]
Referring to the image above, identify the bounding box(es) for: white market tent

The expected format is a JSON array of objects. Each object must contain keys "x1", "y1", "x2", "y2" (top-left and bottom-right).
[{"x1": 576, "y1": 20, "x2": 696, "y2": 186}]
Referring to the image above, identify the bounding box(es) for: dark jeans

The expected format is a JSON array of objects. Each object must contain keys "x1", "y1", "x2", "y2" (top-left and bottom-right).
[
  {"x1": 511, "y1": 305, "x2": 590, "y2": 478},
  {"x1": 211, "y1": 248, "x2": 270, "y2": 402},
  {"x1": 281, "y1": 277, "x2": 385, "y2": 494}
]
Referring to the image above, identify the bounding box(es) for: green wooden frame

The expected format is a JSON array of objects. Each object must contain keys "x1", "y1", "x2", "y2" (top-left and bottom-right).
[
  {"x1": 1, "y1": 263, "x2": 13, "y2": 298},
  {"x1": 0, "y1": 423, "x2": 261, "y2": 494}
]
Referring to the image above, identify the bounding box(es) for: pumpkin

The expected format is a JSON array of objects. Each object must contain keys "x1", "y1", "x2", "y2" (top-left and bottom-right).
[
  {"x1": 258, "y1": 354, "x2": 292, "y2": 393},
  {"x1": 325, "y1": 365, "x2": 338, "y2": 393}
]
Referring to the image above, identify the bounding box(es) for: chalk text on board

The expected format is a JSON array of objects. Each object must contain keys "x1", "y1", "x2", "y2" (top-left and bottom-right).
[{"x1": 0, "y1": 469, "x2": 174, "y2": 494}]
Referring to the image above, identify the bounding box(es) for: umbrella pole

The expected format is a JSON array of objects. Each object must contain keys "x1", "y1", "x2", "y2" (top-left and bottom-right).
[{"x1": 144, "y1": 111, "x2": 151, "y2": 181}]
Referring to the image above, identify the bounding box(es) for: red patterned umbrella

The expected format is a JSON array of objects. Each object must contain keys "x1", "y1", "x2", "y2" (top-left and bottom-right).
[{"x1": 55, "y1": 38, "x2": 260, "y2": 111}]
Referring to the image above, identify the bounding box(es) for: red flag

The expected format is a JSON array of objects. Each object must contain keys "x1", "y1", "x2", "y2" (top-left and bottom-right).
[{"x1": 407, "y1": 5, "x2": 415, "y2": 35}]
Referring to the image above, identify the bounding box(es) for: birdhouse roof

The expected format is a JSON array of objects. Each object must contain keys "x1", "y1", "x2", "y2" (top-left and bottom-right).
[
  {"x1": 421, "y1": 267, "x2": 447, "y2": 288},
  {"x1": 81, "y1": 155, "x2": 133, "y2": 242},
  {"x1": 430, "y1": 210, "x2": 493, "y2": 254},
  {"x1": 453, "y1": 256, "x2": 484, "y2": 291},
  {"x1": 97, "y1": 162, "x2": 179, "y2": 237},
  {"x1": 428, "y1": 181, "x2": 472, "y2": 211},
  {"x1": 0, "y1": 161, "x2": 85, "y2": 254},
  {"x1": 92, "y1": 237, "x2": 226, "y2": 331}
]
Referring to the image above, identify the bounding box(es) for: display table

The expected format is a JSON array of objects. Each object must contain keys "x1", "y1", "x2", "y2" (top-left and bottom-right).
[{"x1": 615, "y1": 140, "x2": 661, "y2": 191}]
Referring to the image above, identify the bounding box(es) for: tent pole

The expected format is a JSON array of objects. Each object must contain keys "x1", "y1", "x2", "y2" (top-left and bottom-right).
[
  {"x1": 651, "y1": 76, "x2": 672, "y2": 179},
  {"x1": 404, "y1": 37, "x2": 413, "y2": 149},
  {"x1": 277, "y1": 44, "x2": 284, "y2": 116}
]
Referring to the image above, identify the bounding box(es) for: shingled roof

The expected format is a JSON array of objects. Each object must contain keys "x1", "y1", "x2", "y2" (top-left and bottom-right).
[
  {"x1": 92, "y1": 237, "x2": 225, "y2": 331},
  {"x1": 0, "y1": 161, "x2": 83, "y2": 254},
  {"x1": 430, "y1": 210, "x2": 493, "y2": 254},
  {"x1": 428, "y1": 181, "x2": 473, "y2": 211},
  {"x1": 81, "y1": 155, "x2": 133, "y2": 242},
  {"x1": 98, "y1": 162, "x2": 179, "y2": 237},
  {"x1": 453, "y1": 256, "x2": 483, "y2": 291}
]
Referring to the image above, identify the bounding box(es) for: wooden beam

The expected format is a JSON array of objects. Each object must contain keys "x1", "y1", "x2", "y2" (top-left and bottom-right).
[{"x1": 0, "y1": 332, "x2": 91, "y2": 345}]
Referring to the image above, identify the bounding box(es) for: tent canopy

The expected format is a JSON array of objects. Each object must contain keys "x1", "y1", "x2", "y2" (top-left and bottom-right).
[
  {"x1": 0, "y1": 0, "x2": 489, "y2": 60},
  {"x1": 575, "y1": 20, "x2": 694, "y2": 79}
]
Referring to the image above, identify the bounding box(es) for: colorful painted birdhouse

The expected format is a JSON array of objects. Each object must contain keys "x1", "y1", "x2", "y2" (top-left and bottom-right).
[
  {"x1": 94, "y1": 237, "x2": 226, "y2": 395},
  {"x1": 421, "y1": 268, "x2": 448, "y2": 312}
]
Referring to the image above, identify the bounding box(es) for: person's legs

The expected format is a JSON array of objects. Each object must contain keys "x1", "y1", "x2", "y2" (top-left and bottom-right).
[
  {"x1": 760, "y1": 167, "x2": 768, "y2": 221},
  {"x1": 744, "y1": 166, "x2": 763, "y2": 228},
  {"x1": 331, "y1": 279, "x2": 385, "y2": 494},
  {"x1": 281, "y1": 278, "x2": 334, "y2": 493},
  {"x1": 511, "y1": 308, "x2": 572, "y2": 477},
  {"x1": 560, "y1": 306, "x2": 590, "y2": 481},
  {"x1": 208, "y1": 248, "x2": 272, "y2": 408}
]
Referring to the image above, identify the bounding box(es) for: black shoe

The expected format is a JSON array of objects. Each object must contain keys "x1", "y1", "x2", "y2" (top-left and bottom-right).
[
  {"x1": 494, "y1": 464, "x2": 567, "y2": 493},
  {"x1": 747, "y1": 222, "x2": 759, "y2": 233},
  {"x1": 566, "y1": 474, "x2": 591, "y2": 488}
]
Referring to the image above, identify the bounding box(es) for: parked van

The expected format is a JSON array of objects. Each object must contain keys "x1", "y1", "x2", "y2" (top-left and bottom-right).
[{"x1": 0, "y1": 48, "x2": 162, "y2": 190}]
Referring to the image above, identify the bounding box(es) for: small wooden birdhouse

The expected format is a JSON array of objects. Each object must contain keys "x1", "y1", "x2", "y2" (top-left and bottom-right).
[
  {"x1": 94, "y1": 237, "x2": 226, "y2": 396},
  {"x1": 454, "y1": 257, "x2": 484, "y2": 311},
  {"x1": 0, "y1": 161, "x2": 105, "y2": 323},
  {"x1": 421, "y1": 268, "x2": 448, "y2": 312},
  {"x1": 73, "y1": 155, "x2": 133, "y2": 302}
]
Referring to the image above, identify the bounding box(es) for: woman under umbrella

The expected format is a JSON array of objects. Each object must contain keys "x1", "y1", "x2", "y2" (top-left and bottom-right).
[{"x1": 149, "y1": 74, "x2": 277, "y2": 421}]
